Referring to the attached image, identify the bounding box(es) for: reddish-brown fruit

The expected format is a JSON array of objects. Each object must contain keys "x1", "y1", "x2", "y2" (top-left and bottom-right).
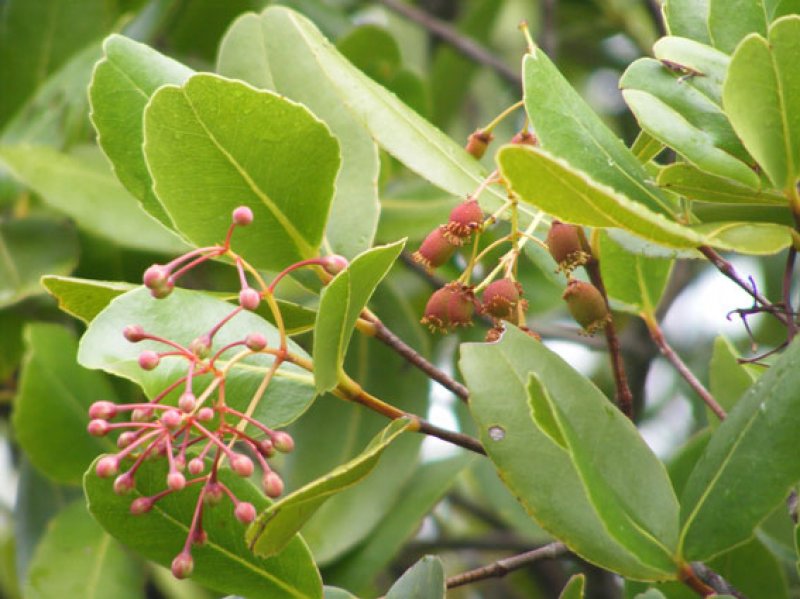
[
  {"x1": 546, "y1": 221, "x2": 591, "y2": 275},
  {"x1": 412, "y1": 227, "x2": 456, "y2": 271},
  {"x1": 481, "y1": 279, "x2": 523, "y2": 320},
  {"x1": 510, "y1": 131, "x2": 538, "y2": 146},
  {"x1": 421, "y1": 283, "x2": 475, "y2": 333},
  {"x1": 562, "y1": 280, "x2": 610, "y2": 335},
  {"x1": 445, "y1": 199, "x2": 483, "y2": 243},
  {"x1": 465, "y1": 129, "x2": 494, "y2": 159}
]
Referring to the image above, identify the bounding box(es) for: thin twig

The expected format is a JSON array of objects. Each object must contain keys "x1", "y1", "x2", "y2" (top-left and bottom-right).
[
  {"x1": 687, "y1": 562, "x2": 749, "y2": 598},
  {"x1": 445, "y1": 542, "x2": 568, "y2": 589},
  {"x1": 380, "y1": 0, "x2": 521, "y2": 87},
  {"x1": 645, "y1": 318, "x2": 727, "y2": 420},
  {"x1": 783, "y1": 247, "x2": 796, "y2": 341}
]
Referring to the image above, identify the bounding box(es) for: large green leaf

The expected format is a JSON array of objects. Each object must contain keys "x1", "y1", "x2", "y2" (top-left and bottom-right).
[
  {"x1": 90, "y1": 34, "x2": 193, "y2": 225},
  {"x1": 723, "y1": 16, "x2": 800, "y2": 191},
  {"x1": 0, "y1": 145, "x2": 186, "y2": 253},
  {"x1": 312, "y1": 241, "x2": 404, "y2": 393},
  {"x1": 708, "y1": 336, "x2": 757, "y2": 425},
  {"x1": 598, "y1": 231, "x2": 673, "y2": 316},
  {"x1": 652, "y1": 37, "x2": 729, "y2": 106},
  {"x1": 217, "y1": 10, "x2": 380, "y2": 259},
  {"x1": 78, "y1": 287, "x2": 315, "y2": 428},
  {"x1": 0, "y1": 216, "x2": 78, "y2": 309},
  {"x1": 658, "y1": 163, "x2": 786, "y2": 205},
  {"x1": 24, "y1": 500, "x2": 144, "y2": 599},
  {"x1": 663, "y1": 0, "x2": 710, "y2": 43},
  {"x1": 679, "y1": 336, "x2": 800, "y2": 561},
  {"x1": 460, "y1": 327, "x2": 679, "y2": 580},
  {"x1": 690, "y1": 220, "x2": 792, "y2": 254},
  {"x1": 246, "y1": 418, "x2": 411, "y2": 558},
  {"x1": 13, "y1": 324, "x2": 115, "y2": 484},
  {"x1": 522, "y1": 49, "x2": 679, "y2": 219},
  {"x1": 143, "y1": 73, "x2": 341, "y2": 271},
  {"x1": 707, "y1": 0, "x2": 800, "y2": 53},
  {"x1": 385, "y1": 555, "x2": 445, "y2": 599},
  {"x1": 85, "y1": 459, "x2": 323, "y2": 599}
]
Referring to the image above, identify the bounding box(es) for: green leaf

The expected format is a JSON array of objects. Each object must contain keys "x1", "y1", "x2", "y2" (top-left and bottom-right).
[
  {"x1": 78, "y1": 287, "x2": 315, "y2": 428},
  {"x1": 680, "y1": 336, "x2": 800, "y2": 561},
  {"x1": 620, "y1": 56, "x2": 759, "y2": 187},
  {"x1": 0, "y1": 309, "x2": 24, "y2": 381},
  {"x1": 246, "y1": 418, "x2": 411, "y2": 558},
  {"x1": 631, "y1": 131, "x2": 665, "y2": 164},
  {"x1": 377, "y1": 189, "x2": 454, "y2": 243},
  {"x1": 708, "y1": 0, "x2": 770, "y2": 53},
  {"x1": 708, "y1": 337, "x2": 757, "y2": 425},
  {"x1": 598, "y1": 231, "x2": 673, "y2": 316},
  {"x1": 217, "y1": 10, "x2": 379, "y2": 259},
  {"x1": 313, "y1": 241, "x2": 404, "y2": 393},
  {"x1": 90, "y1": 34, "x2": 194, "y2": 225},
  {"x1": 323, "y1": 588, "x2": 358, "y2": 599},
  {"x1": 658, "y1": 163, "x2": 786, "y2": 204},
  {"x1": 652, "y1": 37, "x2": 729, "y2": 105},
  {"x1": 385, "y1": 555, "x2": 445, "y2": 599},
  {"x1": 0, "y1": 0, "x2": 119, "y2": 125},
  {"x1": 0, "y1": 145, "x2": 186, "y2": 253},
  {"x1": 559, "y1": 575, "x2": 586, "y2": 599},
  {"x1": 143, "y1": 73, "x2": 341, "y2": 271},
  {"x1": 13, "y1": 324, "x2": 115, "y2": 484},
  {"x1": 723, "y1": 16, "x2": 800, "y2": 190},
  {"x1": 690, "y1": 221, "x2": 792, "y2": 254},
  {"x1": 85, "y1": 458, "x2": 323, "y2": 599},
  {"x1": 663, "y1": 0, "x2": 710, "y2": 43},
  {"x1": 24, "y1": 500, "x2": 144, "y2": 599},
  {"x1": 325, "y1": 455, "x2": 473, "y2": 593},
  {"x1": 0, "y1": 216, "x2": 78, "y2": 308},
  {"x1": 522, "y1": 49, "x2": 679, "y2": 219},
  {"x1": 460, "y1": 327, "x2": 679, "y2": 580},
  {"x1": 709, "y1": 538, "x2": 789, "y2": 599},
  {"x1": 497, "y1": 145, "x2": 704, "y2": 249}
]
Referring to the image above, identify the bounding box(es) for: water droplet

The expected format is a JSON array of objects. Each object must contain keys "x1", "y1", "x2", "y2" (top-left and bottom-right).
[{"x1": 488, "y1": 426, "x2": 505, "y2": 441}]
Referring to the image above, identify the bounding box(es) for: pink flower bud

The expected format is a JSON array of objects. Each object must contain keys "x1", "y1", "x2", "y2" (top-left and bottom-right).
[
  {"x1": 232, "y1": 206, "x2": 254, "y2": 226},
  {"x1": 130, "y1": 497, "x2": 154, "y2": 515},
  {"x1": 95, "y1": 456, "x2": 119, "y2": 478},
  {"x1": 192, "y1": 529, "x2": 208, "y2": 546},
  {"x1": 87, "y1": 419, "x2": 110, "y2": 436},
  {"x1": 171, "y1": 551, "x2": 194, "y2": 579},
  {"x1": 239, "y1": 288, "x2": 261, "y2": 311},
  {"x1": 189, "y1": 335, "x2": 211, "y2": 359},
  {"x1": 322, "y1": 254, "x2": 349, "y2": 275},
  {"x1": 188, "y1": 458, "x2": 205, "y2": 475},
  {"x1": 113, "y1": 473, "x2": 135, "y2": 495},
  {"x1": 89, "y1": 401, "x2": 117, "y2": 420},
  {"x1": 178, "y1": 392, "x2": 196, "y2": 413},
  {"x1": 131, "y1": 407, "x2": 153, "y2": 422},
  {"x1": 138, "y1": 350, "x2": 160, "y2": 371},
  {"x1": 117, "y1": 432, "x2": 137, "y2": 449},
  {"x1": 143, "y1": 265, "x2": 169, "y2": 289},
  {"x1": 204, "y1": 483, "x2": 224, "y2": 505},
  {"x1": 258, "y1": 439, "x2": 275, "y2": 457},
  {"x1": 123, "y1": 324, "x2": 146, "y2": 342},
  {"x1": 161, "y1": 409, "x2": 182, "y2": 429},
  {"x1": 230, "y1": 454, "x2": 254, "y2": 477},
  {"x1": 167, "y1": 471, "x2": 186, "y2": 491},
  {"x1": 271, "y1": 432, "x2": 294, "y2": 453},
  {"x1": 235, "y1": 502, "x2": 257, "y2": 524},
  {"x1": 196, "y1": 407, "x2": 214, "y2": 422},
  {"x1": 263, "y1": 472, "x2": 284, "y2": 498},
  {"x1": 245, "y1": 332, "x2": 267, "y2": 351},
  {"x1": 149, "y1": 279, "x2": 174, "y2": 299}
]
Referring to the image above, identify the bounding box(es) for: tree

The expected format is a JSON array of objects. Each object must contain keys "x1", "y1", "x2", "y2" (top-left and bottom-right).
[{"x1": 0, "y1": 1, "x2": 798, "y2": 597}]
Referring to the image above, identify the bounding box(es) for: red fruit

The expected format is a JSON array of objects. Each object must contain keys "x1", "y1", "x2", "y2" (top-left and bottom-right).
[
  {"x1": 171, "y1": 551, "x2": 194, "y2": 579},
  {"x1": 239, "y1": 288, "x2": 261, "y2": 311},
  {"x1": 562, "y1": 280, "x2": 610, "y2": 335},
  {"x1": 232, "y1": 206, "x2": 254, "y2": 226},
  {"x1": 412, "y1": 227, "x2": 456, "y2": 271},
  {"x1": 138, "y1": 350, "x2": 160, "y2": 371},
  {"x1": 481, "y1": 279, "x2": 523, "y2": 320},
  {"x1": 546, "y1": 220, "x2": 591, "y2": 275},
  {"x1": 510, "y1": 130, "x2": 538, "y2": 146},
  {"x1": 123, "y1": 324, "x2": 146, "y2": 342},
  {"x1": 421, "y1": 283, "x2": 475, "y2": 333},
  {"x1": 444, "y1": 199, "x2": 483, "y2": 243},
  {"x1": 465, "y1": 129, "x2": 493, "y2": 159},
  {"x1": 235, "y1": 502, "x2": 257, "y2": 524}
]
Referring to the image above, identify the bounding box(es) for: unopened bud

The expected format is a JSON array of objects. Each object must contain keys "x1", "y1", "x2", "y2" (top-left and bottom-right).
[
  {"x1": 167, "y1": 471, "x2": 186, "y2": 491},
  {"x1": 161, "y1": 409, "x2": 182, "y2": 429},
  {"x1": 123, "y1": 324, "x2": 146, "y2": 342},
  {"x1": 188, "y1": 458, "x2": 205, "y2": 475},
  {"x1": 263, "y1": 472, "x2": 284, "y2": 498},
  {"x1": 235, "y1": 502, "x2": 257, "y2": 524},
  {"x1": 178, "y1": 392, "x2": 196, "y2": 413},
  {"x1": 189, "y1": 335, "x2": 212, "y2": 359},
  {"x1": 130, "y1": 496, "x2": 154, "y2": 515},
  {"x1": 196, "y1": 407, "x2": 214, "y2": 422},
  {"x1": 245, "y1": 332, "x2": 267, "y2": 351},
  {"x1": 138, "y1": 350, "x2": 160, "y2": 371},
  {"x1": 232, "y1": 206, "x2": 254, "y2": 226},
  {"x1": 113, "y1": 473, "x2": 135, "y2": 495},
  {"x1": 204, "y1": 483, "x2": 224, "y2": 505},
  {"x1": 465, "y1": 129, "x2": 493, "y2": 159},
  {"x1": 171, "y1": 551, "x2": 194, "y2": 579},
  {"x1": 89, "y1": 401, "x2": 117, "y2": 420},
  {"x1": 239, "y1": 288, "x2": 261, "y2": 311},
  {"x1": 87, "y1": 419, "x2": 110, "y2": 436},
  {"x1": 117, "y1": 431, "x2": 137, "y2": 449},
  {"x1": 510, "y1": 130, "x2": 538, "y2": 146},
  {"x1": 230, "y1": 454, "x2": 254, "y2": 477},
  {"x1": 95, "y1": 456, "x2": 119, "y2": 478},
  {"x1": 272, "y1": 431, "x2": 294, "y2": 453},
  {"x1": 321, "y1": 254, "x2": 348, "y2": 275}
]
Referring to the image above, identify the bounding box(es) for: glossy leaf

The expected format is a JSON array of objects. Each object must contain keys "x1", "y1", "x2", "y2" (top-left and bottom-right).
[
  {"x1": 690, "y1": 221, "x2": 792, "y2": 255},
  {"x1": 497, "y1": 145, "x2": 705, "y2": 248},
  {"x1": 0, "y1": 145, "x2": 186, "y2": 253},
  {"x1": 680, "y1": 336, "x2": 800, "y2": 561},
  {"x1": 709, "y1": 537, "x2": 789, "y2": 599},
  {"x1": 658, "y1": 163, "x2": 786, "y2": 204},
  {"x1": 385, "y1": 555, "x2": 445, "y2": 599},
  {"x1": 24, "y1": 500, "x2": 144, "y2": 599},
  {"x1": 0, "y1": 216, "x2": 78, "y2": 308},
  {"x1": 708, "y1": 336, "x2": 757, "y2": 425},
  {"x1": 217, "y1": 10, "x2": 380, "y2": 259},
  {"x1": 143, "y1": 73, "x2": 340, "y2": 271},
  {"x1": 90, "y1": 34, "x2": 193, "y2": 225},
  {"x1": 325, "y1": 455, "x2": 473, "y2": 593},
  {"x1": 85, "y1": 459, "x2": 322, "y2": 599},
  {"x1": 706, "y1": 0, "x2": 795, "y2": 53},
  {"x1": 247, "y1": 418, "x2": 411, "y2": 558},
  {"x1": 663, "y1": 0, "x2": 711, "y2": 44},
  {"x1": 522, "y1": 49, "x2": 679, "y2": 219},
  {"x1": 78, "y1": 287, "x2": 315, "y2": 428},
  {"x1": 559, "y1": 575, "x2": 586, "y2": 599},
  {"x1": 598, "y1": 231, "x2": 673, "y2": 316},
  {"x1": 13, "y1": 324, "x2": 115, "y2": 484},
  {"x1": 460, "y1": 327, "x2": 679, "y2": 580},
  {"x1": 652, "y1": 37, "x2": 729, "y2": 105},
  {"x1": 313, "y1": 241, "x2": 404, "y2": 393},
  {"x1": 723, "y1": 16, "x2": 800, "y2": 190}
]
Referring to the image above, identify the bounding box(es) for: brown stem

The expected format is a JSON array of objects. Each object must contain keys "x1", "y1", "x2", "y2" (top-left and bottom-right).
[
  {"x1": 645, "y1": 317, "x2": 727, "y2": 421},
  {"x1": 699, "y1": 246, "x2": 788, "y2": 326},
  {"x1": 445, "y1": 542, "x2": 568, "y2": 589},
  {"x1": 686, "y1": 562, "x2": 749, "y2": 599},
  {"x1": 583, "y1": 259, "x2": 635, "y2": 419},
  {"x1": 379, "y1": 0, "x2": 521, "y2": 87},
  {"x1": 783, "y1": 247, "x2": 797, "y2": 341}
]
